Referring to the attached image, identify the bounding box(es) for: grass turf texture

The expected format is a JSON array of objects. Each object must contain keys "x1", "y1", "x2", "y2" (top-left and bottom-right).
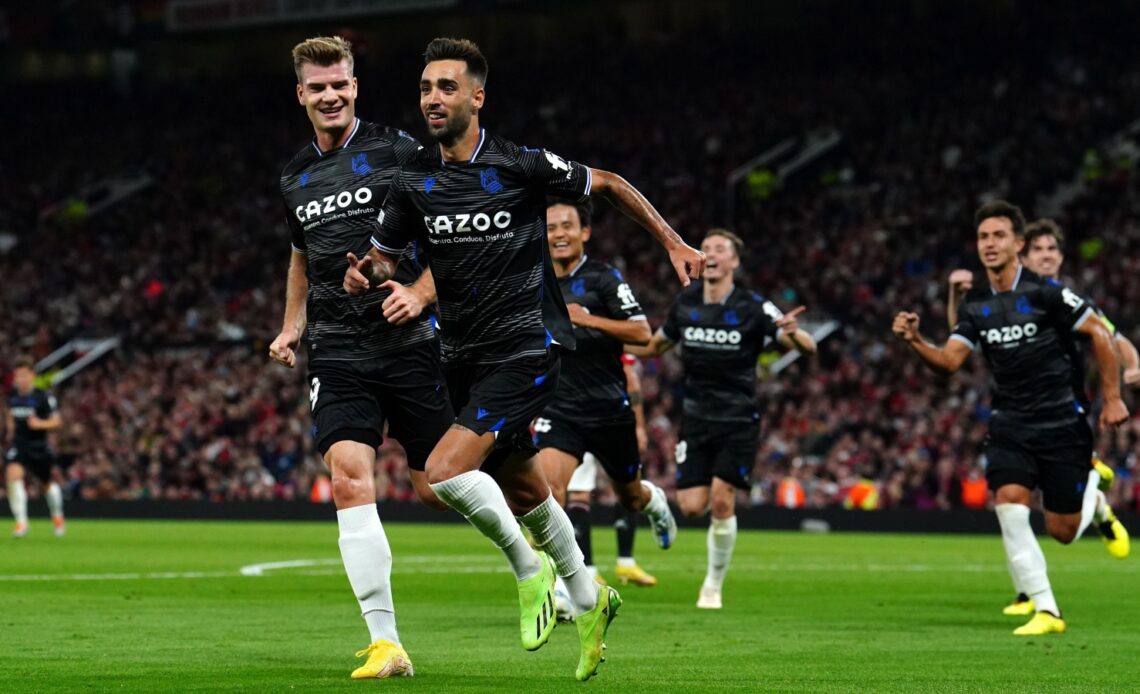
[{"x1": 2, "y1": 520, "x2": 1139, "y2": 692}]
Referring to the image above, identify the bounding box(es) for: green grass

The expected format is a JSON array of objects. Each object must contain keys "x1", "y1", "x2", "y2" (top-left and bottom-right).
[{"x1": 2, "y1": 519, "x2": 1139, "y2": 692}]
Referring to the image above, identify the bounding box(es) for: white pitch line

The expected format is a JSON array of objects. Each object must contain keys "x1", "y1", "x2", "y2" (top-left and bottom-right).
[{"x1": 3, "y1": 557, "x2": 1133, "y2": 583}]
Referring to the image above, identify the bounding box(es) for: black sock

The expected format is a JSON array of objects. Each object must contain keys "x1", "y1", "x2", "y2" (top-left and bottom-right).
[
  {"x1": 566, "y1": 501, "x2": 593, "y2": 566},
  {"x1": 614, "y1": 505, "x2": 636, "y2": 558}
]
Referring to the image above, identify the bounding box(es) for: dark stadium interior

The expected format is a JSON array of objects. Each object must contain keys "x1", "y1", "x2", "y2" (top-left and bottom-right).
[{"x1": 4, "y1": 0, "x2": 1140, "y2": 512}]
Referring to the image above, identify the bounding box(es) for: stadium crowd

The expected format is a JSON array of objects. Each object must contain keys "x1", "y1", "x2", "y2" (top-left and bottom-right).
[{"x1": 4, "y1": 29, "x2": 1140, "y2": 511}]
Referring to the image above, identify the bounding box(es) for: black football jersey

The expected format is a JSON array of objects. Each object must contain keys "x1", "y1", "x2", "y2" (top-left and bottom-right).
[
  {"x1": 1056, "y1": 292, "x2": 1116, "y2": 410},
  {"x1": 7, "y1": 387, "x2": 57, "y2": 447},
  {"x1": 543, "y1": 257, "x2": 646, "y2": 424},
  {"x1": 951, "y1": 266, "x2": 1095, "y2": 423},
  {"x1": 661, "y1": 284, "x2": 782, "y2": 423},
  {"x1": 371, "y1": 130, "x2": 587, "y2": 365},
  {"x1": 281, "y1": 118, "x2": 435, "y2": 361}
]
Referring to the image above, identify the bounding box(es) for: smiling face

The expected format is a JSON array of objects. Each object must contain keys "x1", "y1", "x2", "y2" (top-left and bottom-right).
[
  {"x1": 547, "y1": 203, "x2": 590, "y2": 263},
  {"x1": 1023, "y1": 234, "x2": 1063, "y2": 279},
  {"x1": 976, "y1": 216, "x2": 1024, "y2": 271},
  {"x1": 700, "y1": 234, "x2": 740, "y2": 282},
  {"x1": 296, "y1": 59, "x2": 357, "y2": 136},
  {"x1": 420, "y1": 59, "x2": 483, "y2": 146},
  {"x1": 13, "y1": 366, "x2": 34, "y2": 394}
]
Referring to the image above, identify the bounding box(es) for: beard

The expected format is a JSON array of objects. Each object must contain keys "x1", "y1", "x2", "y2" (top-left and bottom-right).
[{"x1": 428, "y1": 108, "x2": 472, "y2": 147}]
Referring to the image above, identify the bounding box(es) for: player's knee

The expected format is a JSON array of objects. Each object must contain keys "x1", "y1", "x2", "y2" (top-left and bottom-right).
[
  {"x1": 330, "y1": 470, "x2": 374, "y2": 506},
  {"x1": 503, "y1": 485, "x2": 546, "y2": 515},
  {"x1": 1047, "y1": 520, "x2": 1078, "y2": 544},
  {"x1": 615, "y1": 483, "x2": 647, "y2": 512},
  {"x1": 678, "y1": 498, "x2": 707, "y2": 518},
  {"x1": 5, "y1": 464, "x2": 23, "y2": 483},
  {"x1": 415, "y1": 486, "x2": 450, "y2": 512}
]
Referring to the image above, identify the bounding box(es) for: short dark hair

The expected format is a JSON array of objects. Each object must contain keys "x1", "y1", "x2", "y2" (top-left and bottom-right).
[
  {"x1": 424, "y1": 37, "x2": 488, "y2": 85},
  {"x1": 546, "y1": 198, "x2": 592, "y2": 228},
  {"x1": 1024, "y1": 217, "x2": 1064, "y2": 253},
  {"x1": 704, "y1": 228, "x2": 744, "y2": 257},
  {"x1": 973, "y1": 200, "x2": 1026, "y2": 237},
  {"x1": 13, "y1": 355, "x2": 34, "y2": 371}
]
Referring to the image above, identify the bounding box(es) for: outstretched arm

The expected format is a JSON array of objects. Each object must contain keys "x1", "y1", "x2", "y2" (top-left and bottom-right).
[
  {"x1": 566, "y1": 304, "x2": 651, "y2": 345},
  {"x1": 589, "y1": 169, "x2": 705, "y2": 286},
  {"x1": 343, "y1": 247, "x2": 401, "y2": 295},
  {"x1": 269, "y1": 249, "x2": 308, "y2": 368},
  {"x1": 892, "y1": 311, "x2": 971, "y2": 376},
  {"x1": 774, "y1": 306, "x2": 817, "y2": 355},
  {"x1": 625, "y1": 328, "x2": 676, "y2": 357},
  {"x1": 1076, "y1": 313, "x2": 1129, "y2": 428}
]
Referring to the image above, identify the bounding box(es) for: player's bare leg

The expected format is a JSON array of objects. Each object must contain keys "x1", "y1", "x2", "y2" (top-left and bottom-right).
[
  {"x1": 613, "y1": 476, "x2": 676, "y2": 550},
  {"x1": 679, "y1": 478, "x2": 737, "y2": 609},
  {"x1": 537, "y1": 447, "x2": 578, "y2": 507},
  {"x1": 327, "y1": 440, "x2": 412, "y2": 678},
  {"x1": 47, "y1": 467, "x2": 65, "y2": 537},
  {"x1": 6, "y1": 462, "x2": 28, "y2": 537}
]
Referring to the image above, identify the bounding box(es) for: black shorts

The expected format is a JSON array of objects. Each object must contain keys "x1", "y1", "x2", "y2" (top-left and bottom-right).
[
  {"x1": 446, "y1": 349, "x2": 561, "y2": 470},
  {"x1": 675, "y1": 417, "x2": 758, "y2": 490},
  {"x1": 308, "y1": 342, "x2": 453, "y2": 471},
  {"x1": 533, "y1": 414, "x2": 642, "y2": 485},
  {"x1": 984, "y1": 416, "x2": 1093, "y2": 514},
  {"x1": 5, "y1": 443, "x2": 57, "y2": 482}
]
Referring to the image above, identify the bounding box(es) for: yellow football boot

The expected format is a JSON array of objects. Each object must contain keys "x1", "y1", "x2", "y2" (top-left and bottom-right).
[
  {"x1": 351, "y1": 639, "x2": 414, "y2": 679},
  {"x1": 1002, "y1": 596, "x2": 1035, "y2": 616},
  {"x1": 614, "y1": 562, "x2": 657, "y2": 587},
  {"x1": 1098, "y1": 507, "x2": 1130, "y2": 560},
  {"x1": 1093, "y1": 456, "x2": 1114, "y2": 492},
  {"x1": 1013, "y1": 611, "x2": 1066, "y2": 636}
]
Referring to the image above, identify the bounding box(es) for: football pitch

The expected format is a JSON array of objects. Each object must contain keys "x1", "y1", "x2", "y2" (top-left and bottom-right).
[{"x1": 3, "y1": 519, "x2": 1139, "y2": 692}]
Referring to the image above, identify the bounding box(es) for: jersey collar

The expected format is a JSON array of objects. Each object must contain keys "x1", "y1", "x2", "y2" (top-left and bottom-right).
[
  {"x1": 311, "y1": 117, "x2": 361, "y2": 157},
  {"x1": 704, "y1": 283, "x2": 736, "y2": 305},
  {"x1": 991, "y1": 263, "x2": 1023, "y2": 294},
  {"x1": 568, "y1": 254, "x2": 588, "y2": 277}
]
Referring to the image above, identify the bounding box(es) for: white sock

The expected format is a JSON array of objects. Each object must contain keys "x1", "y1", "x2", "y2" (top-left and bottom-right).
[
  {"x1": 1093, "y1": 490, "x2": 1111, "y2": 524},
  {"x1": 616, "y1": 556, "x2": 636, "y2": 568},
  {"x1": 704, "y1": 515, "x2": 737, "y2": 590},
  {"x1": 996, "y1": 503, "x2": 1059, "y2": 616},
  {"x1": 640, "y1": 480, "x2": 668, "y2": 521},
  {"x1": 431, "y1": 471, "x2": 541, "y2": 581},
  {"x1": 1076, "y1": 469, "x2": 1101, "y2": 537},
  {"x1": 8, "y1": 480, "x2": 27, "y2": 525},
  {"x1": 46, "y1": 482, "x2": 64, "y2": 520},
  {"x1": 337, "y1": 504, "x2": 399, "y2": 644},
  {"x1": 520, "y1": 495, "x2": 595, "y2": 613}
]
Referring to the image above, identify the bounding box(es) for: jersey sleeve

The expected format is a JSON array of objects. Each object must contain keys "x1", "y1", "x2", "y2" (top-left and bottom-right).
[
  {"x1": 599, "y1": 268, "x2": 646, "y2": 321},
  {"x1": 391, "y1": 129, "x2": 424, "y2": 166},
  {"x1": 1042, "y1": 281, "x2": 1095, "y2": 332},
  {"x1": 371, "y1": 174, "x2": 418, "y2": 256},
  {"x1": 516, "y1": 147, "x2": 592, "y2": 201},
  {"x1": 757, "y1": 297, "x2": 784, "y2": 342},
  {"x1": 949, "y1": 304, "x2": 979, "y2": 351},
  {"x1": 661, "y1": 299, "x2": 682, "y2": 342},
  {"x1": 284, "y1": 201, "x2": 306, "y2": 253},
  {"x1": 38, "y1": 392, "x2": 58, "y2": 418}
]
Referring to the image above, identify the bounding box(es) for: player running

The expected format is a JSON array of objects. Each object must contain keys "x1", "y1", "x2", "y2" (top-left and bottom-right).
[
  {"x1": 271, "y1": 35, "x2": 454, "y2": 680},
  {"x1": 344, "y1": 38, "x2": 704, "y2": 681},
  {"x1": 948, "y1": 219, "x2": 1132, "y2": 557},
  {"x1": 894, "y1": 200, "x2": 1128, "y2": 636},
  {"x1": 5, "y1": 357, "x2": 65, "y2": 538},
  {"x1": 535, "y1": 199, "x2": 676, "y2": 619},
  {"x1": 630, "y1": 229, "x2": 816, "y2": 609},
  {"x1": 560, "y1": 356, "x2": 661, "y2": 591}
]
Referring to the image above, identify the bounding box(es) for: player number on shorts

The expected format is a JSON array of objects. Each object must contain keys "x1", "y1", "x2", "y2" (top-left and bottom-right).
[
  {"x1": 309, "y1": 377, "x2": 321, "y2": 412},
  {"x1": 533, "y1": 417, "x2": 552, "y2": 434},
  {"x1": 674, "y1": 440, "x2": 688, "y2": 465}
]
